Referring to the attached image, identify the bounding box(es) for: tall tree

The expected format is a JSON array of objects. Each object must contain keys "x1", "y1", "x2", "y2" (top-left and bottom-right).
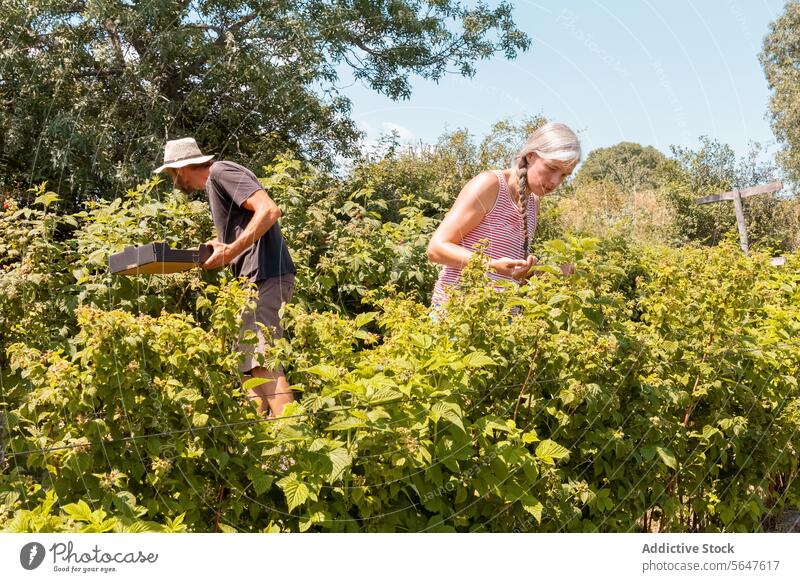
[
  {"x1": 761, "y1": 0, "x2": 800, "y2": 184},
  {"x1": 0, "y1": 0, "x2": 530, "y2": 207},
  {"x1": 574, "y1": 141, "x2": 667, "y2": 193}
]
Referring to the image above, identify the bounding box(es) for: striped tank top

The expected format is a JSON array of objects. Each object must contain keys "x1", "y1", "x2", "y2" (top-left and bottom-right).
[{"x1": 431, "y1": 170, "x2": 539, "y2": 307}]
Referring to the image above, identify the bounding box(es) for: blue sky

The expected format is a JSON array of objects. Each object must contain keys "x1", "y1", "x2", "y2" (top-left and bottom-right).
[{"x1": 336, "y1": 0, "x2": 787, "y2": 161}]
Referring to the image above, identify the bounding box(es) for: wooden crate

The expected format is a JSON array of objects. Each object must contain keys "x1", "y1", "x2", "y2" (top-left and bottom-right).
[{"x1": 109, "y1": 242, "x2": 213, "y2": 275}]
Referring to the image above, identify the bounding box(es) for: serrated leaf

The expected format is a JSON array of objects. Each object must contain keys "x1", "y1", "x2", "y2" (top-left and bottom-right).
[
  {"x1": 62, "y1": 215, "x2": 79, "y2": 228},
  {"x1": 328, "y1": 447, "x2": 352, "y2": 482},
  {"x1": 430, "y1": 402, "x2": 464, "y2": 432},
  {"x1": 364, "y1": 387, "x2": 403, "y2": 405},
  {"x1": 305, "y1": 365, "x2": 339, "y2": 381},
  {"x1": 192, "y1": 413, "x2": 209, "y2": 427},
  {"x1": 62, "y1": 500, "x2": 93, "y2": 522},
  {"x1": 324, "y1": 416, "x2": 366, "y2": 431},
  {"x1": 34, "y1": 192, "x2": 60, "y2": 208},
  {"x1": 246, "y1": 467, "x2": 274, "y2": 495},
  {"x1": 410, "y1": 333, "x2": 433, "y2": 349},
  {"x1": 165, "y1": 513, "x2": 186, "y2": 532},
  {"x1": 522, "y1": 497, "x2": 544, "y2": 524},
  {"x1": 462, "y1": 351, "x2": 495, "y2": 368},
  {"x1": 547, "y1": 293, "x2": 572, "y2": 306},
  {"x1": 278, "y1": 475, "x2": 310, "y2": 512},
  {"x1": 354, "y1": 312, "x2": 378, "y2": 328},
  {"x1": 536, "y1": 440, "x2": 570, "y2": 464},
  {"x1": 124, "y1": 521, "x2": 163, "y2": 533},
  {"x1": 640, "y1": 445, "x2": 656, "y2": 462}
]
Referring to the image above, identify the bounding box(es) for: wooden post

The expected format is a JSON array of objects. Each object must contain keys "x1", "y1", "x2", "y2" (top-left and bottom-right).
[
  {"x1": 731, "y1": 188, "x2": 749, "y2": 255},
  {"x1": 696, "y1": 180, "x2": 783, "y2": 256},
  {"x1": 0, "y1": 412, "x2": 5, "y2": 468}
]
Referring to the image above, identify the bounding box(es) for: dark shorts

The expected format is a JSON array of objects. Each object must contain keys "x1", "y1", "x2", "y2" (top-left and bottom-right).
[{"x1": 235, "y1": 273, "x2": 295, "y2": 373}]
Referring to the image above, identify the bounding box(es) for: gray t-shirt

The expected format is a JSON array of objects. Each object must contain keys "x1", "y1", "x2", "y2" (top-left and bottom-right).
[{"x1": 205, "y1": 161, "x2": 295, "y2": 282}]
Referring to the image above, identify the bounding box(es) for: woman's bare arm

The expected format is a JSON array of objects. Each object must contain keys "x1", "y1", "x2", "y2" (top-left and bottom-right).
[{"x1": 427, "y1": 171, "x2": 531, "y2": 277}]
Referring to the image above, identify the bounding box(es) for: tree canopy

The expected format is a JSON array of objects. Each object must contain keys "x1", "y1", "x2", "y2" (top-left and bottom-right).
[
  {"x1": 0, "y1": 0, "x2": 530, "y2": 207},
  {"x1": 573, "y1": 141, "x2": 667, "y2": 193},
  {"x1": 761, "y1": 0, "x2": 800, "y2": 184}
]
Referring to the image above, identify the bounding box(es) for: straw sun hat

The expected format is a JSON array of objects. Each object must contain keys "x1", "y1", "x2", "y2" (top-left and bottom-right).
[{"x1": 154, "y1": 137, "x2": 214, "y2": 173}]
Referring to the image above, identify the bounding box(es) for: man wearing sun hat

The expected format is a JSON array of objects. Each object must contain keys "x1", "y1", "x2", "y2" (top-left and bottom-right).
[{"x1": 155, "y1": 137, "x2": 297, "y2": 417}]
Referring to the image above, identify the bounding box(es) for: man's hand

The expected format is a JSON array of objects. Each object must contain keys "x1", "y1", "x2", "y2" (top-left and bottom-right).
[{"x1": 201, "y1": 240, "x2": 234, "y2": 269}]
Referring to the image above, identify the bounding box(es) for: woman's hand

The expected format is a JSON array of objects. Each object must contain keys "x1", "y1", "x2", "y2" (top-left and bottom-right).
[
  {"x1": 514, "y1": 254, "x2": 539, "y2": 281},
  {"x1": 491, "y1": 255, "x2": 538, "y2": 281}
]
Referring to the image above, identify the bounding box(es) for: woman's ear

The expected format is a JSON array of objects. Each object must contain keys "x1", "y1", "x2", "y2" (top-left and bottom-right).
[{"x1": 526, "y1": 151, "x2": 537, "y2": 164}]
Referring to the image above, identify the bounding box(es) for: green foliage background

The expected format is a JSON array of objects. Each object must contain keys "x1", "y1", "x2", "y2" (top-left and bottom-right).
[
  {"x1": 2, "y1": 0, "x2": 800, "y2": 534},
  {"x1": 1, "y1": 127, "x2": 800, "y2": 532},
  {"x1": 762, "y1": 0, "x2": 800, "y2": 184}
]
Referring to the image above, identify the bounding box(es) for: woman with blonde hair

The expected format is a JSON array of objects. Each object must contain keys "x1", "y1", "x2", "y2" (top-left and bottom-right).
[{"x1": 427, "y1": 122, "x2": 581, "y2": 310}]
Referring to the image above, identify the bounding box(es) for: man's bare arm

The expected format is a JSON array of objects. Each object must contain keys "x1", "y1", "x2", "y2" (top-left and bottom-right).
[{"x1": 202, "y1": 189, "x2": 281, "y2": 269}]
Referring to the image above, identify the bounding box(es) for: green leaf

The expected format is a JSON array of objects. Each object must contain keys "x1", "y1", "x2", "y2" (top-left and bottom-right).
[
  {"x1": 364, "y1": 386, "x2": 403, "y2": 405},
  {"x1": 596, "y1": 264, "x2": 626, "y2": 276},
  {"x1": 530, "y1": 265, "x2": 563, "y2": 276},
  {"x1": 278, "y1": 475, "x2": 310, "y2": 513},
  {"x1": 328, "y1": 448, "x2": 352, "y2": 482},
  {"x1": 164, "y1": 514, "x2": 186, "y2": 533},
  {"x1": 62, "y1": 500, "x2": 94, "y2": 522},
  {"x1": 324, "y1": 416, "x2": 366, "y2": 431},
  {"x1": 546, "y1": 239, "x2": 568, "y2": 254},
  {"x1": 535, "y1": 440, "x2": 570, "y2": 465},
  {"x1": 62, "y1": 214, "x2": 79, "y2": 228},
  {"x1": 243, "y1": 377, "x2": 270, "y2": 392},
  {"x1": 522, "y1": 496, "x2": 544, "y2": 524},
  {"x1": 430, "y1": 402, "x2": 465, "y2": 432},
  {"x1": 410, "y1": 333, "x2": 433, "y2": 349},
  {"x1": 192, "y1": 413, "x2": 209, "y2": 427},
  {"x1": 547, "y1": 293, "x2": 572, "y2": 306},
  {"x1": 299, "y1": 510, "x2": 327, "y2": 532},
  {"x1": 354, "y1": 312, "x2": 378, "y2": 328},
  {"x1": 124, "y1": 521, "x2": 163, "y2": 533},
  {"x1": 462, "y1": 351, "x2": 495, "y2": 368},
  {"x1": 34, "y1": 192, "x2": 60, "y2": 208},
  {"x1": 246, "y1": 467, "x2": 274, "y2": 495},
  {"x1": 702, "y1": 425, "x2": 721, "y2": 440},
  {"x1": 305, "y1": 365, "x2": 340, "y2": 381},
  {"x1": 655, "y1": 446, "x2": 678, "y2": 470}
]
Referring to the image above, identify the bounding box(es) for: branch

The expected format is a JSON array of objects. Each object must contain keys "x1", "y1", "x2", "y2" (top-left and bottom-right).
[
  {"x1": 186, "y1": 23, "x2": 225, "y2": 38},
  {"x1": 350, "y1": 34, "x2": 470, "y2": 70},
  {"x1": 51, "y1": 2, "x2": 87, "y2": 16},
  {"x1": 229, "y1": 12, "x2": 258, "y2": 33},
  {"x1": 185, "y1": 13, "x2": 258, "y2": 47},
  {"x1": 103, "y1": 19, "x2": 126, "y2": 67}
]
